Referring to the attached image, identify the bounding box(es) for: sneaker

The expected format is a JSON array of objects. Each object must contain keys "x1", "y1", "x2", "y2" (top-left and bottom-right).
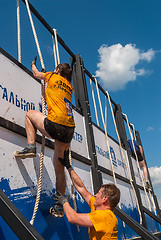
[
  {"x1": 145, "y1": 182, "x2": 152, "y2": 190},
  {"x1": 49, "y1": 205, "x2": 63, "y2": 217},
  {"x1": 14, "y1": 146, "x2": 36, "y2": 159}
]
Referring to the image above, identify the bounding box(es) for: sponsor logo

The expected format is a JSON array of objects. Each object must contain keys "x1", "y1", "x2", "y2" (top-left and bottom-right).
[
  {"x1": 0, "y1": 84, "x2": 35, "y2": 112},
  {"x1": 64, "y1": 98, "x2": 73, "y2": 117},
  {"x1": 96, "y1": 145, "x2": 117, "y2": 167},
  {"x1": 72, "y1": 131, "x2": 83, "y2": 143}
]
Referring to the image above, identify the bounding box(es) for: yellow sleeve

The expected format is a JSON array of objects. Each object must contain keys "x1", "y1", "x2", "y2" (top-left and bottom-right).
[
  {"x1": 88, "y1": 210, "x2": 106, "y2": 232},
  {"x1": 44, "y1": 72, "x2": 53, "y2": 82}
]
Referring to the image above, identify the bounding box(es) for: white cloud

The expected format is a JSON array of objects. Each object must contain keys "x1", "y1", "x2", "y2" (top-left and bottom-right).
[
  {"x1": 149, "y1": 166, "x2": 161, "y2": 188},
  {"x1": 95, "y1": 43, "x2": 155, "y2": 91},
  {"x1": 146, "y1": 126, "x2": 155, "y2": 131},
  {"x1": 140, "y1": 48, "x2": 155, "y2": 62},
  {"x1": 149, "y1": 166, "x2": 161, "y2": 207}
]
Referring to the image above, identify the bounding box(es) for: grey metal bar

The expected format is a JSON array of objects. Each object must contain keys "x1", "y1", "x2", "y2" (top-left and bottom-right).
[
  {"x1": 0, "y1": 189, "x2": 44, "y2": 240},
  {"x1": 128, "y1": 232, "x2": 161, "y2": 240},
  {"x1": 114, "y1": 207, "x2": 158, "y2": 240},
  {"x1": 142, "y1": 206, "x2": 161, "y2": 224}
]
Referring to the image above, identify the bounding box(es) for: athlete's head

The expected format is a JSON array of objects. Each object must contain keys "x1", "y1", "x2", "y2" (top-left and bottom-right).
[
  {"x1": 98, "y1": 184, "x2": 120, "y2": 210},
  {"x1": 102, "y1": 184, "x2": 120, "y2": 209},
  {"x1": 56, "y1": 63, "x2": 72, "y2": 82}
]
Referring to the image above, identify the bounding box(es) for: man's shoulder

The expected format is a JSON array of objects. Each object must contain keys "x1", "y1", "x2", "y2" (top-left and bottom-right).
[
  {"x1": 89, "y1": 196, "x2": 95, "y2": 204},
  {"x1": 89, "y1": 196, "x2": 95, "y2": 209},
  {"x1": 107, "y1": 209, "x2": 118, "y2": 221}
]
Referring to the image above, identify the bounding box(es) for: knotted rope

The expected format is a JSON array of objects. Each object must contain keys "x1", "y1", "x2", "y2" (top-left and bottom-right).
[{"x1": 24, "y1": 0, "x2": 46, "y2": 225}]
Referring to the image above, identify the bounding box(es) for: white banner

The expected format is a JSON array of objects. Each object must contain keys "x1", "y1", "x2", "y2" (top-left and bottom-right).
[
  {"x1": 0, "y1": 53, "x2": 41, "y2": 127},
  {"x1": 93, "y1": 124, "x2": 131, "y2": 180},
  {"x1": 0, "y1": 52, "x2": 89, "y2": 159}
]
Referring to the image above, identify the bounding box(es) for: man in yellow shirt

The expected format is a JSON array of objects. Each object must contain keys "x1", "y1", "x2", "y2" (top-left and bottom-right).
[
  {"x1": 14, "y1": 57, "x2": 75, "y2": 217},
  {"x1": 53, "y1": 150, "x2": 120, "y2": 239}
]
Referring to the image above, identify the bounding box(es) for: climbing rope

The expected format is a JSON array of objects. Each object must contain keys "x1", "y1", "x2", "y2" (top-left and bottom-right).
[
  {"x1": 52, "y1": 28, "x2": 60, "y2": 67},
  {"x1": 25, "y1": 3, "x2": 79, "y2": 224},
  {"x1": 105, "y1": 91, "x2": 143, "y2": 223},
  {"x1": 69, "y1": 149, "x2": 80, "y2": 232},
  {"x1": 123, "y1": 113, "x2": 152, "y2": 212},
  {"x1": 131, "y1": 124, "x2": 137, "y2": 142},
  {"x1": 93, "y1": 76, "x2": 117, "y2": 186},
  {"x1": 52, "y1": 28, "x2": 79, "y2": 225},
  {"x1": 25, "y1": 0, "x2": 45, "y2": 70},
  {"x1": 148, "y1": 192, "x2": 157, "y2": 215},
  {"x1": 17, "y1": 0, "x2": 21, "y2": 63},
  {"x1": 52, "y1": 30, "x2": 79, "y2": 222},
  {"x1": 90, "y1": 78, "x2": 99, "y2": 126},
  {"x1": 105, "y1": 95, "x2": 107, "y2": 129},
  {"x1": 131, "y1": 123, "x2": 156, "y2": 215},
  {"x1": 24, "y1": 0, "x2": 46, "y2": 225},
  {"x1": 52, "y1": 29, "x2": 78, "y2": 218},
  {"x1": 92, "y1": 76, "x2": 128, "y2": 229},
  {"x1": 90, "y1": 76, "x2": 142, "y2": 224}
]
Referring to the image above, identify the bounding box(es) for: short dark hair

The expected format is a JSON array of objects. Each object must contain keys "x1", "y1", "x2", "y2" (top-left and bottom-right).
[
  {"x1": 56, "y1": 63, "x2": 72, "y2": 82},
  {"x1": 101, "y1": 184, "x2": 120, "y2": 210}
]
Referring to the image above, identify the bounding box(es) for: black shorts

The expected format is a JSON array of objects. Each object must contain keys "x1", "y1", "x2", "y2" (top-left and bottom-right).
[
  {"x1": 132, "y1": 151, "x2": 143, "y2": 162},
  {"x1": 44, "y1": 118, "x2": 75, "y2": 143}
]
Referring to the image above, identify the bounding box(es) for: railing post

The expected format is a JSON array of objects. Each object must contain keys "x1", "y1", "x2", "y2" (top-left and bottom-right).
[{"x1": 72, "y1": 54, "x2": 101, "y2": 193}]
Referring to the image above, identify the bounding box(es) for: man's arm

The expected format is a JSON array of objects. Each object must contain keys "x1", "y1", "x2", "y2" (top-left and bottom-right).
[
  {"x1": 68, "y1": 167, "x2": 92, "y2": 205},
  {"x1": 53, "y1": 192, "x2": 93, "y2": 227},
  {"x1": 58, "y1": 150, "x2": 92, "y2": 205},
  {"x1": 63, "y1": 201, "x2": 93, "y2": 227}
]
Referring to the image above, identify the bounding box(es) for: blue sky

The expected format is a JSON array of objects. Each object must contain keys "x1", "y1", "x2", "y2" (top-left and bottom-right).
[{"x1": 1, "y1": 0, "x2": 161, "y2": 204}]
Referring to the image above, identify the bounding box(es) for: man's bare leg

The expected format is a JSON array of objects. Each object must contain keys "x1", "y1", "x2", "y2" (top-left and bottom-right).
[
  {"x1": 14, "y1": 110, "x2": 52, "y2": 157},
  {"x1": 54, "y1": 140, "x2": 70, "y2": 195},
  {"x1": 25, "y1": 110, "x2": 52, "y2": 143}
]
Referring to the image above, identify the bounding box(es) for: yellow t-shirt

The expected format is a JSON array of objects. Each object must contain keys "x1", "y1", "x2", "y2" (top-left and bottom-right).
[
  {"x1": 44, "y1": 72, "x2": 75, "y2": 127},
  {"x1": 88, "y1": 196, "x2": 118, "y2": 240}
]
